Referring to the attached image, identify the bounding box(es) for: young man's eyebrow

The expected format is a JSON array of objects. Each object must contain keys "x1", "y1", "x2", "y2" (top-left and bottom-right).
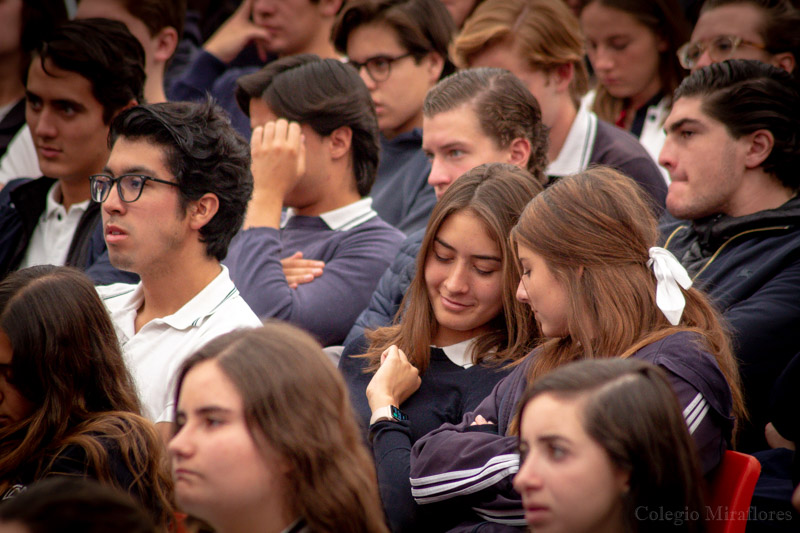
[{"x1": 665, "y1": 118, "x2": 703, "y2": 134}]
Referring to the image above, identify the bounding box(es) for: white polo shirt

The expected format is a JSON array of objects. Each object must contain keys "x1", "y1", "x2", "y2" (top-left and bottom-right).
[
  {"x1": 18, "y1": 181, "x2": 90, "y2": 269},
  {"x1": 97, "y1": 266, "x2": 263, "y2": 423}
]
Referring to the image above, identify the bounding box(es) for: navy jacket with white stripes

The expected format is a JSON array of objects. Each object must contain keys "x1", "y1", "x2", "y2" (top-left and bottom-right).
[{"x1": 409, "y1": 331, "x2": 734, "y2": 531}]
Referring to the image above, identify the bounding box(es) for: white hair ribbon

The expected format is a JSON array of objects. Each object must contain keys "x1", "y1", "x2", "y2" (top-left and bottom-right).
[{"x1": 647, "y1": 247, "x2": 692, "y2": 326}]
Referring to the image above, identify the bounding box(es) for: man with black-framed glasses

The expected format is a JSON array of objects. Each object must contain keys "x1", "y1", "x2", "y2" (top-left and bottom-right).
[
  {"x1": 0, "y1": 19, "x2": 145, "y2": 281},
  {"x1": 95, "y1": 100, "x2": 261, "y2": 442}
]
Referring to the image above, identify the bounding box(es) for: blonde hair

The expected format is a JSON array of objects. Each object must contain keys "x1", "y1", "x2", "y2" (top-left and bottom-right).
[{"x1": 453, "y1": 0, "x2": 589, "y2": 107}]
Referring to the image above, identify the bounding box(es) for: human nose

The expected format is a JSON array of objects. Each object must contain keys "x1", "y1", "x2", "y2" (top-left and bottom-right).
[
  {"x1": 692, "y1": 49, "x2": 714, "y2": 71},
  {"x1": 427, "y1": 160, "x2": 452, "y2": 200},
  {"x1": 168, "y1": 423, "x2": 194, "y2": 459},
  {"x1": 516, "y1": 279, "x2": 530, "y2": 304},
  {"x1": 443, "y1": 261, "x2": 469, "y2": 294},
  {"x1": 101, "y1": 180, "x2": 127, "y2": 215},
  {"x1": 513, "y1": 450, "x2": 544, "y2": 494},
  {"x1": 658, "y1": 136, "x2": 675, "y2": 172},
  {"x1": 591, "y1": 45, "x2": 614, "y2": 72},
  {"x1": 359, "y1": 67, "x2": 378, "y2": 91},
  {"x1": 32, "y1": 107, "x2": 57, "y2": 139}
]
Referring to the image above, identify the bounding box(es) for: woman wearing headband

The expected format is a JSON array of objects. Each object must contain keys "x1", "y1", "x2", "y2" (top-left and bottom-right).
[{"x1": 409, "y1": 166, "x2": 744, "y2": 530}]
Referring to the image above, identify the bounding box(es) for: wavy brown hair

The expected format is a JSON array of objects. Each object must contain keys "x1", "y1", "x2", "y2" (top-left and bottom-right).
[
  {"x1": 0, "y1": 266, "x2": 174, "y2": 530},
  {"x1": 515, "y1": 358, "x2": 707, "y2": 533},
  {"x1": 173, "y1": 323, "x2": 389, "y2": 533},
  {"x1": 453, "y1": 0, "x2": 590, "y2": 107},
  {"x1": 510, "y1": 167, "x2": 745, "y2": 422},
  {"x1": 362, "y1": 163, "x2": 542, "y2": 373}
]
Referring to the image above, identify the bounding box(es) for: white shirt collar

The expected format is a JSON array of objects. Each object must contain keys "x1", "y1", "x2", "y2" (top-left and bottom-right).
[
  {"x1": 44, "y1": 181, "x2": 90, "y2": 219},
  {"x1": 546, "y1": 106, "x2": 598, "y2": 178},
  {"x1": 100, "y1": 266, "x2": 243, "y2": 332},
  {"x1": 434, "y1": 338, "x2": 477, "y2": 369},
  {"x1": 282, "y1": 197, "x2": 376, "y2": 231}
]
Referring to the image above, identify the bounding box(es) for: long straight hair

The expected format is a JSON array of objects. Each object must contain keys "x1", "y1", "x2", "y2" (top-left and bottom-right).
[
  {"x1": 580, "y1": 0, "x2": 690, "y2": 122},
  {"x1": 515, "y1": 358, "x2": 707, "y2": 533},
  {"x1": 510, "y1": 167, "x2": 744, "y2": 420},
  {"x1": 174, "y1": 323, "x2": 389, "y2": 533},
  {"x1": 0, "y1": 266, "x2": 174, "y2": 529},
  {"x1": 362, "y1": 163, "x2": 542, "y2": 373}
]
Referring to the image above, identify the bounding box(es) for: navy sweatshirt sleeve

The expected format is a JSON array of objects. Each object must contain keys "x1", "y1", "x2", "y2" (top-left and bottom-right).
[{"x1": 225, "y1": 219, "x2": 403, "y2": 346}]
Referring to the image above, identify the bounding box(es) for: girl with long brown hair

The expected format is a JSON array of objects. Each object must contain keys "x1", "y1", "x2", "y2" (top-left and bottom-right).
[
  {"x1": 169, "y1": 323, "x2": 389, "y2": 533},
  {"x1": 339, "y1": 163, "x2": 542, "y2": 531},
  {"x1": 409, "y1": 166, "x2": 743, "y2": 530},
  {"x1": 0, "y1": 266, "x2": 174, "y2": 529}
]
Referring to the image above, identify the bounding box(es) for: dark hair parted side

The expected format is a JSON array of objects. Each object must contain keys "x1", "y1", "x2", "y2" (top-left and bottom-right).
[
  {"x1": 0, "y1": 477, "x2": 156, "y2": 533},
  {"x1": 331, "y1": 0, "x2": 457, "y2": 79},
  {"x1": 363, "y1": 163, "x2": 542, "y2": 373},
  {"x1": 674, "y1": 59, "x2": 800, "y2": 190},
  {"x1": 236, "y1": 55, "x2": 380, "y2": 196},
  {"x1": 700, "y1": 0, "x2": 800, "y2": 69},
  {"x1": 0, "y1": 266, "x2": 174, "y2": 529},
  {"x1": 515, "y1": 358, "x2": 706, "y2": 533},
  {"x1": 423, "y1": 67, "x2": 549, "y2": 183},
  {"x1": 118, "y1": 0, "x2": 188, "y2": 41},
  {"x1": 174, "y1": 323, "x2": 389, "y2": 533},
  {"x1": 579, "y1": 0, "x2": 690, "y2": 123},
  {"x1": 31, "y1": 18, "x2": 145, "y2": 123},
  {"x1": 109, "y1": 100, "x2": 253, "y2": 261},
  {"x1": 510, "y1": 167, "x2": 744, "y2": 424}
]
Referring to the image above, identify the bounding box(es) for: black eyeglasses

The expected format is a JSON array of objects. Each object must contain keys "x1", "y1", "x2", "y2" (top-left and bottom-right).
[
  {"x1": 677, "y1": 35, "x2": 766, "y2": 70},
  {"x1": 348, "y1": 53, "x2": 414, "y2": 83},
  {"x1": 89, "y1": 174, "x2": 179, "y2": 203}
]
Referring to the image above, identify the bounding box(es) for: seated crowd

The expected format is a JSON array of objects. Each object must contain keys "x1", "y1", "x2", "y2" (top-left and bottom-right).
[{"x1": 0, "y1": 0, "x2": 799, "y2": 532}]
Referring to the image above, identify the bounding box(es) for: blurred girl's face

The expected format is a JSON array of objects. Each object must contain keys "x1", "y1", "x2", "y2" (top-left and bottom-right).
[
  {"x1": 581, "y1": 2, "x2": 666, "y2": 106},
  {"x1": 0, "y1": 331, "x2": 34, "y2": 427},
  {"x1": 169, "y1": 361, "x2": 294, "y2": 531},
  {"x1": 425, "y1": 210, "x2": 504, "y2": 346},
  {"x1": 515, "y1": 244, "x2": 570, "y2": 338},
  {"x1": 513, "y1": 393, "x2": 629, "y2": 533}
]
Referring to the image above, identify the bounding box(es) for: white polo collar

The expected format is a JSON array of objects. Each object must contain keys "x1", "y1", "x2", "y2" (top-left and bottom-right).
[
  {"x1": 282, "y1": 197, "x2": 376, "y2": 231},
  {"x1": 546, "y1": 106, "x2": 598, "y2": 178},
  {"x1": 43, "y1": 181, "x2": 90, "y2": 219},
  {"x1": 433, "y1": 338, "x2": 477, "y2": 369}
]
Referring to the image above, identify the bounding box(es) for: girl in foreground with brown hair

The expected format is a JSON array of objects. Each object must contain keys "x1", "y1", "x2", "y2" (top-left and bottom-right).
[
  {"x1": 409, "y1": 166, "x2": 743, "y2": 530},
  {"x1": 339, "y1": 163, "x2": 542, "y2": 531},
  {"x1": 0, "y1": 266, "x2": 174, "y2": 529},
  {"x1": 169, "y1": 323, "x2": 389, "y2": 533},
  {"x1": 514, "y1": 358, "x2": 707, "y2": 533}
]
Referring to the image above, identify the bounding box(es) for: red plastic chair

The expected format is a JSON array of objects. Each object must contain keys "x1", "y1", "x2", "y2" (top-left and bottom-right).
[{"x1": 706, "y1": 450, "x2": 762, "y2": 533}]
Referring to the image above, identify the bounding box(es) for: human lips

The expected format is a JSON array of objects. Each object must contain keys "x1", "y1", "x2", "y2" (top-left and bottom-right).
[
  {"x1": 440, "y1": 294, "x2": 473, "y2": 312},
  {"x1": 172, "y1": 467, "x2": 201, "y2": 482},
  {"x1": 36, "y1": 145, "x2": 62, "y2": 159},
  {"x1": 522, "y1": 501, "x2": 551, "y2": 524},
  {"x1": 105, "y1": 224, "x2": 128, "y2": 245}
]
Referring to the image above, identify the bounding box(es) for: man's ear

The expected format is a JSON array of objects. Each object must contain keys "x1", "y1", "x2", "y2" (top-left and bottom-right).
[
  {"x1": 507, "y1": 137, "x2": 532, "y2": 169},
  {"x1": 327, "y1": 125, "x2": 353, "y2": 161},
  {"x1": 550, "y1": 62, "x2": 574, "y2": 93},
  {"x1": 320, "y1": 0, "x2": 343, "y2": 17},
  {"x1": 425, "y1": 52, "x2": 446, "y2": 84},
  {"x1": 771, "y1": 52, "x2": 796, "y2": 75},
  {"x1": 744, "y1": 129, "x2": 774, "y2": 170},
  {"x1": 188, "y1": 193, "x2": 220, "y2": 231},
  {"x1": 153, "y1": 26, "x2": 180, "y2": 64}
]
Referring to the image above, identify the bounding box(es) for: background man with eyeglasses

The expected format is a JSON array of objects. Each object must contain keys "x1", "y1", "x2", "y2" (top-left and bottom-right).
[
  {"x1": 95, "y1": 101, "x2": 261, "y2": 441},
  {"x1": 330, "y1": 0, "x2": 456, "y2": 235},
  {"x1": 0, "y1": 19, "x2": 144, "y2": 281},
  {"x1": 680, "y1": 0, "x2": 798, "y2": 73}
]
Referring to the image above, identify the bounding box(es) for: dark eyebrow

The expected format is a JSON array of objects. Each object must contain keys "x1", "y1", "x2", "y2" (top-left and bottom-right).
[
  {"x1": 434, "y1": 237, "x2": 502, "y2": 262},
  {"x1": 195, "y1": 406, "x2": 234, "y2": 416},
  {"x1": 101, "y1": 165, "x2": 161, "y2": 177},
  {"x1": 665, "y1": 118, "x2": 703, "y2": 135}
]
